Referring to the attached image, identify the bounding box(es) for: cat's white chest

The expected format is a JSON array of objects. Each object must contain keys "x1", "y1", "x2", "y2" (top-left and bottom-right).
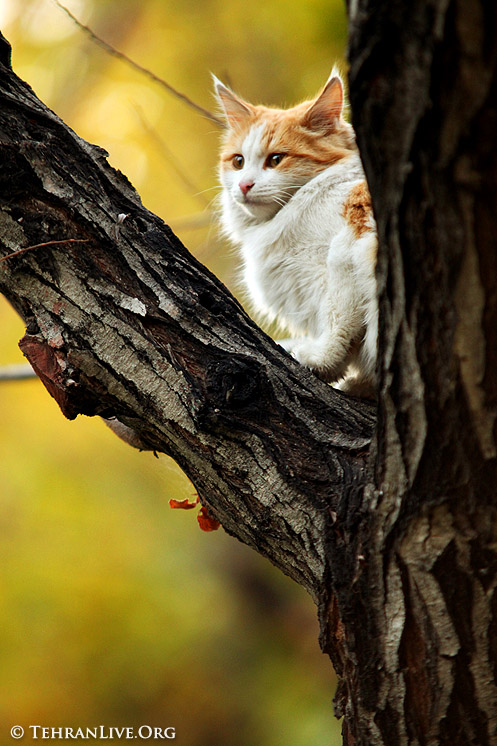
[
  {"x1": 241, "y1": 234, "x2": 327, "y2": 335},
  {"x1": 235, "y1": 161, "x2": 364, "y2": 335}
]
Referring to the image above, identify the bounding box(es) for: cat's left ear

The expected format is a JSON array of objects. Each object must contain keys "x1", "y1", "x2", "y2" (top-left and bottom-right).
[
  {"x1": 302, "y1": 73, "x2": 344, "y2": 132},
  {"x1": 212, "y1": 75, "x2": 253, "y2": 129}
]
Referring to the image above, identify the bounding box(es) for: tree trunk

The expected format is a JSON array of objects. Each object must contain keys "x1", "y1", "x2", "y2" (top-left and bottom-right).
[
  {"x1": 1, "y1": 0, "x2": 497, "y2": 740},
  {"x1": 334, "y1": 1, "x2": 497, "y2": 743}
]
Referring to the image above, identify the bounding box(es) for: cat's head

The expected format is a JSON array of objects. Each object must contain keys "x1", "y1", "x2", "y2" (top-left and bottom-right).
[{"x1": 214, "y1": 71, "x2": 357, "y2": 223}]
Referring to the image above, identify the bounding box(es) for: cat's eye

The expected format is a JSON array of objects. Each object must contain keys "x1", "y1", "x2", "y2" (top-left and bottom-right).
[
  {"x1": 232, "y1": 154, "x2": 244, "y2": 170},
  {"x1": 267, "y1": 153, "x2": 285, "y2": 168}
]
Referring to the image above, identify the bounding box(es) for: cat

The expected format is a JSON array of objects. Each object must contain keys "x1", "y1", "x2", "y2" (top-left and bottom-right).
[{"x1": 213, "y1": 71, "x2": 378, "y2": 398}]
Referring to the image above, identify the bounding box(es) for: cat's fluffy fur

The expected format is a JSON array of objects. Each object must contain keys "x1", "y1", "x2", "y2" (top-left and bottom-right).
[{"x1": 214, "y1": 72, "x2": 378, "y2": 397}]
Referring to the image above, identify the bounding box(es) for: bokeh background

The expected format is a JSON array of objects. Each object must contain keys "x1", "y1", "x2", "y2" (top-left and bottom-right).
[{"x1": 0, "y1": 1, "x2": 348, "y2": 743}]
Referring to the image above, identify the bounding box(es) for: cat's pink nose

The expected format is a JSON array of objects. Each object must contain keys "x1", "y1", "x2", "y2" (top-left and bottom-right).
[{"x1": 239, "y1": 180, "x2": 254, "y2": 196}]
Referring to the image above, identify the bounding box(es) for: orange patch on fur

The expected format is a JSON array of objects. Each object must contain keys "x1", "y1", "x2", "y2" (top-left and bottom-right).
[{"x1": 342, "y1": 181, "x2": 373, "y2": 239}]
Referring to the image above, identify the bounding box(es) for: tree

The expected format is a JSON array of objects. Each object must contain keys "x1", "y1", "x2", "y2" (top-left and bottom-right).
[{"x1": 1, "y1": 0, "x2": 496, "y2": 741}]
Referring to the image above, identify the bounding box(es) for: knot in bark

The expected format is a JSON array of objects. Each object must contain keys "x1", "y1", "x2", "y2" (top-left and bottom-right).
[{"x1": 203, "y1": 356, "x2": 269, "y2": 423}]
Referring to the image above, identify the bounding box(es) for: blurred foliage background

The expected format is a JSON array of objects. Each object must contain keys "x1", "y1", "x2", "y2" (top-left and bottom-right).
[{"x1": 0, "y1": 0, "x2": 348, "y2": 743}]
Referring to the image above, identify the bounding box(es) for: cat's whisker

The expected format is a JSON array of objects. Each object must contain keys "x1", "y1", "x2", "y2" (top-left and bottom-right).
[
  {"x1": 204, "y1": 193, "x2": 222, "y2": 212},
  {"x1": 194, "y1": 185, "x2": 222, "y2": 198}
]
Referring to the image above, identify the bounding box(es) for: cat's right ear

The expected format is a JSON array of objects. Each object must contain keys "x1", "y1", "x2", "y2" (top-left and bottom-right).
[
  {"x1": 212, "y1": 75, "x2": 252, "y2": 128},
  {"x1": 302, "y1": 74, "x2": 344, "y2": 133}
]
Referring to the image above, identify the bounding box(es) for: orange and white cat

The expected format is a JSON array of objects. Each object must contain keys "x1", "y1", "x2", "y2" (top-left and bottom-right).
[{"x1": 214, "y1": 71, "x2": 378, "y2": 397}]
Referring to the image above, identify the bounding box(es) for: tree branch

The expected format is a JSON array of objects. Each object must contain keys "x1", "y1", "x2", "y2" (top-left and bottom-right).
[
  {"x1": 54, "y1": 1, "x2": 225, "y2": 128},
  {"x1": 0, "y1": 363, "x2": 37, "y2": 381},
  {"x1": 0, "y1": 52, "x2": 375, "y2": 617}
]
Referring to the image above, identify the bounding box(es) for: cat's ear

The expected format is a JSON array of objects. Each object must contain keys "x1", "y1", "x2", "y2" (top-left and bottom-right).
[
  {"x1": 212, "y1": 75, "x2": 252, "y2": 128},
  {"x1": 302, "y1": 73, "x2": 344, "y2": 132}
]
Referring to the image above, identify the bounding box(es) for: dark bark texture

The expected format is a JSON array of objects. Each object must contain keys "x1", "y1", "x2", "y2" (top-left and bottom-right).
[
  {"x1": 1, "y1": 0, "x2": 497, "y2": 740},
  {"x1": 336, "y1": 0, "x2": 497, "y2": 744},
  {"x1": 0, "y1": 35, "x2": 374, "y2": 607}
]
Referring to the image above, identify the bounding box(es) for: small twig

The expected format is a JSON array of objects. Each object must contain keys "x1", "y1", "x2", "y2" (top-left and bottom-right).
[
  {"x1": 55, "y1": 1, "x2": 226, "y2": 129},
  {"x1": 0, "y1": 238, "x2": 89, "y2": 263},
  {"x1": 133, "y1": 104, "x2": 210, "y2": 206},
  {"x1": 0, "y1": 363, "x2": 37, "y2": 381}
]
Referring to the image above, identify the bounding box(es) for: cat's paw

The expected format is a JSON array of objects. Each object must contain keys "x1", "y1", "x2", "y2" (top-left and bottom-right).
[
  {"x1": 277, "y1": 337, "x2": 351, "y2": 385},
  {"x1": 276, "y1": 338, "x2": 300, "y2": 354},
  {"x1": 292, "y1": 343, "x2": 333, "y2": 378},
  {"x1": 282, "y1": 338, "x2": 343, "y2": 383},
  {"x1": 334, "y1": 374, "x2": 376, "y2": 399},
  {"x1": 277, "y1": 337, "x2": 321, "y2": 367}
]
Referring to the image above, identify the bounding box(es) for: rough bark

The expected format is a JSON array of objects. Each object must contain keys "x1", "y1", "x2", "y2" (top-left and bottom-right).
[
  {"x1": 329, "y1": 1, "x2": 497, "y2": 744},
  {"x1": 1, "y1": 0, "x2": 497, "y2": 740},
  {"x1": 0, "y1": 35, "x2": 374, "y2": 612}
]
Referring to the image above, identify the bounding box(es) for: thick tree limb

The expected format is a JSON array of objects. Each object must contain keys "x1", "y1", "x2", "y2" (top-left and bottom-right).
[{"x1": 0, "y1": 40, "x2": 374, "y2": 621}]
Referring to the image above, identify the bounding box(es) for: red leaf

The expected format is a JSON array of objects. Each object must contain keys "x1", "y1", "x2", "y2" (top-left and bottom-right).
[
  {"x1": 197, "y1": 506, "x2": 221, "y2": 532},
  {"x1": 169, "y1": 496, "x2": 199, "y2": 510}
]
